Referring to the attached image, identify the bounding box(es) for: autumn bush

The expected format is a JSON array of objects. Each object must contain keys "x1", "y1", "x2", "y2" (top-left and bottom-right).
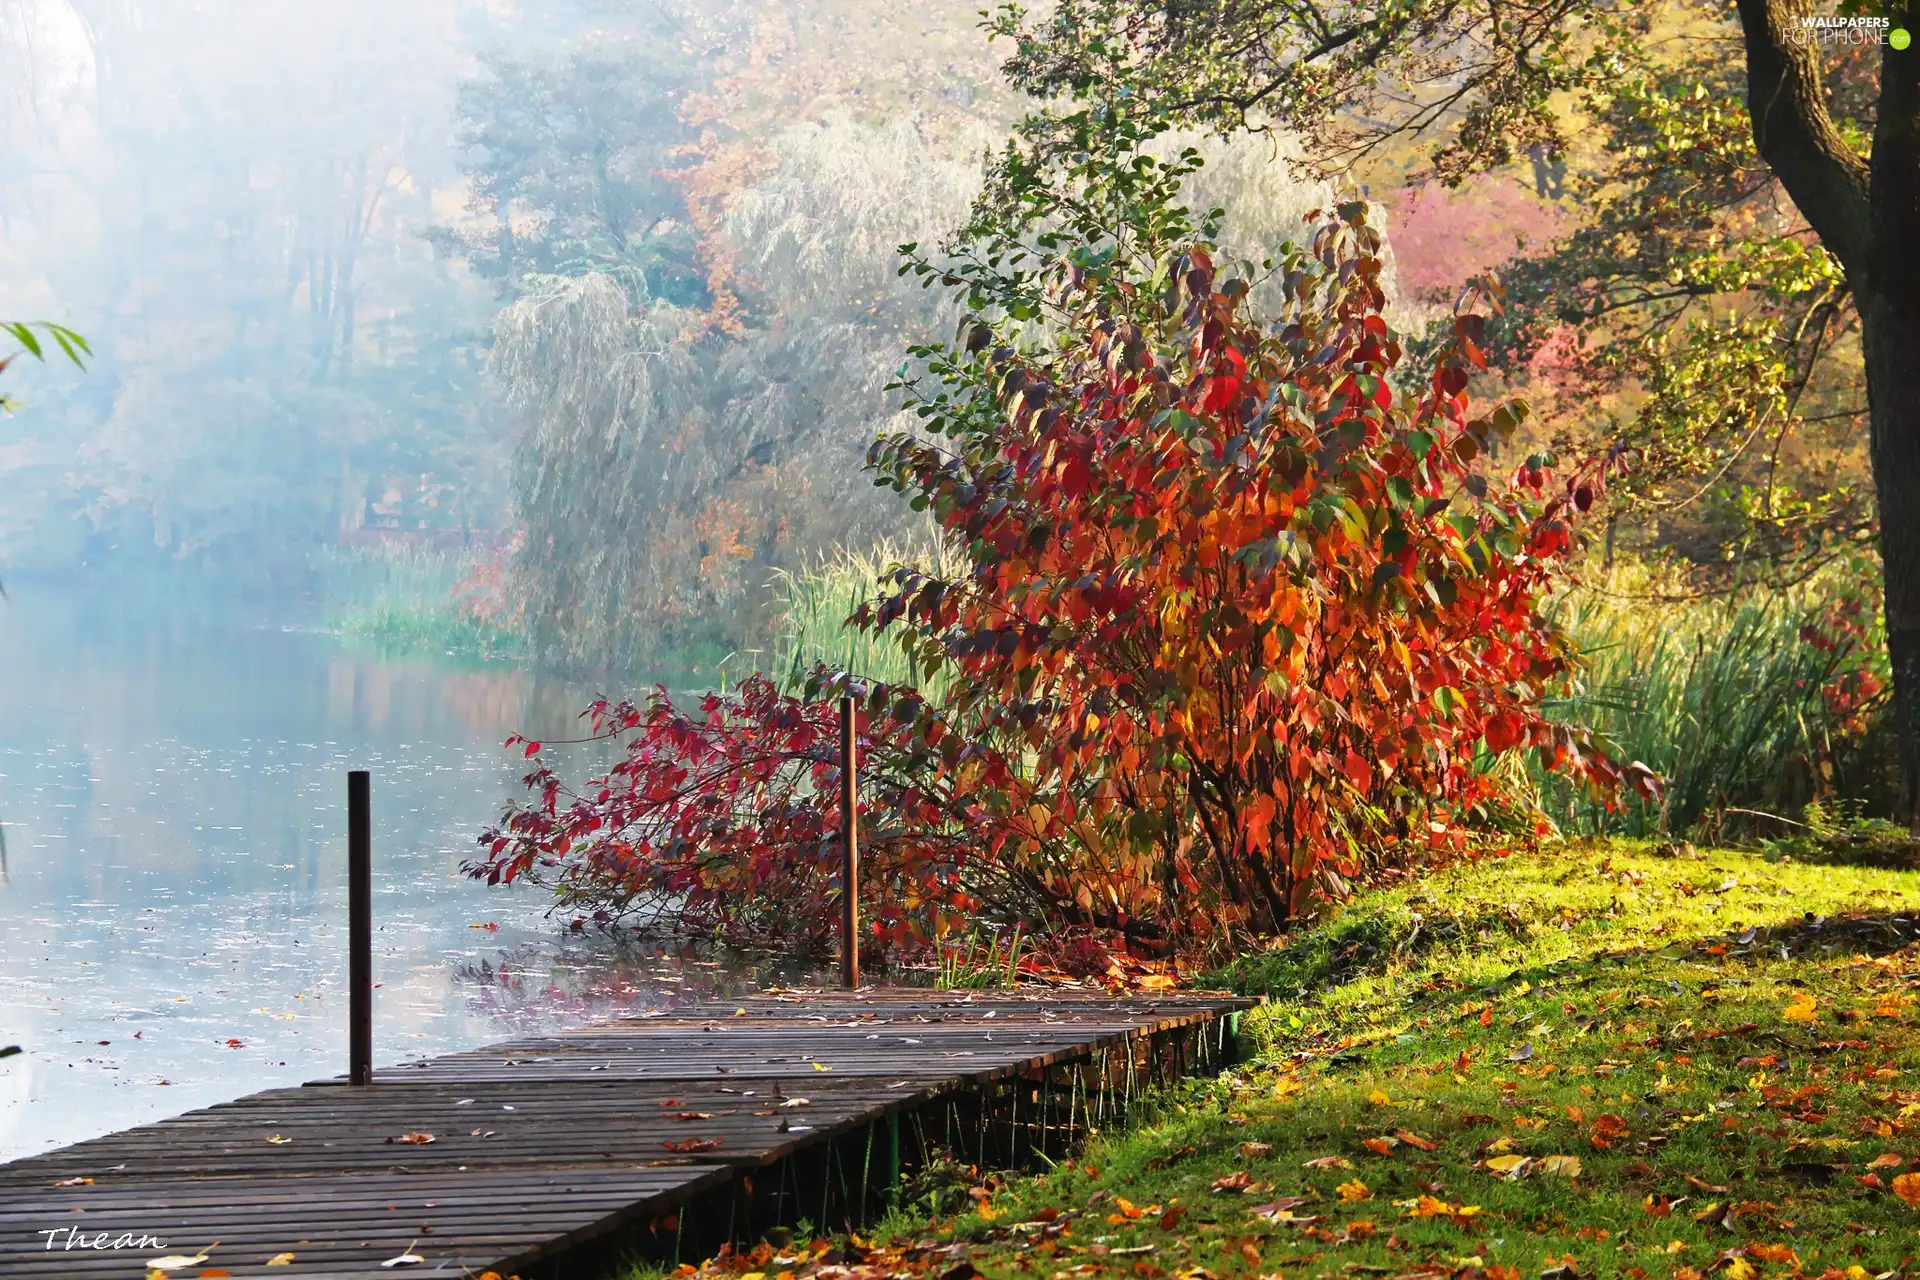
[{"x1": 468, "y1": 113, "x2": 1649, "y2": 957}]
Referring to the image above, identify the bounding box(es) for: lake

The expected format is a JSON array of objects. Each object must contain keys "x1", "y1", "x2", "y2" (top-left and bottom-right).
[{"x1": 0, "y1": 584, "x2": 772, "y2": 1160}]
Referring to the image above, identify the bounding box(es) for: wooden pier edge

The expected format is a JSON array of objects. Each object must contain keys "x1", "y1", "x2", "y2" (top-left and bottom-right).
[{"x1": 0, "y1": 988, "x2": 1258, "y2": 1279}]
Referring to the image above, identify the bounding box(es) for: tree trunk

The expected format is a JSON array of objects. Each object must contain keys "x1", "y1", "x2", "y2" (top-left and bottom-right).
[{"x1": 1736, "y1": 0, "x2": 1920, "y2": 820}]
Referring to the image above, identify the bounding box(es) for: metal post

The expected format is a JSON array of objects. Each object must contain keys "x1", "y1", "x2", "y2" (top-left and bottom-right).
[
  {"x1": 348, "y1": 770, "x2": 373, "y2": 1086},
  {"x1": 839, "y1": 694, "x2": 860, "y2": 989}
]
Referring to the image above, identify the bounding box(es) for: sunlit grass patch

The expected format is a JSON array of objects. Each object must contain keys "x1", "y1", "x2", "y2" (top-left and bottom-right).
[{"x1": 646, "y1": 840, "x2": 1920, "y2": 1280}]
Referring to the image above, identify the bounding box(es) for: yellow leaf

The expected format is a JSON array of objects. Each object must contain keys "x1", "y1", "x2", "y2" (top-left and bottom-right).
[
  {"x1": 1273, "y1": 1076, "x2": 1303, "y2": 1100},
  {"x1": 1538, "y1": 1154, "x2": 1583, "y2": 1178},
  {"x1": 1723, "y1": 1259, "x2": 1755, "y2": 1280},
  {"x1": 1892, "y1": 1171, "x2": 1920, "y2": 1208},
  {"x1": 266, "y1": 1255, "x2": 296, "y2": 1267},
  {"x1": 1336, "y1": 1178, "x2": 1372, "y2": 1202},
  {"x1": 812, "y1": 1062, "x2": 833, "y2": 1072},
  {"x1": 1367, "y1": 1090, "x2": 1394, "y2": 1107},
  {"x1": 1485, "y1": 1154, "x2": 1531, "y2": 1177},
  {"x1": 1781, "y1": 992, "x2": 1818, "y2": 1023}
]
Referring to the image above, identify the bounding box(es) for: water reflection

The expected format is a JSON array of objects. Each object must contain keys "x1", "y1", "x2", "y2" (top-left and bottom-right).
[{"x1": 0, "y1": 584, "x2": 772, "y2": 1160}]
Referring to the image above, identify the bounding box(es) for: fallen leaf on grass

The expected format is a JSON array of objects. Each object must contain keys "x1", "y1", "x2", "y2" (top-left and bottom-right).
[
  {"x1": 1158, "y1": 1206, "x2": 1187, "y2": 1231},
  {"x1": 1336, "y1": 1178, "x2": 1372, "y2": 1202},
  {"x1": 1248, "y1": 1197, "x2": 1308, "y2": 1222},
  {"x1": 1682, "y1": 1175, "x2": 1729, "y2": 1194},
  {"x1": 1866, "y1": 1153, "x2": 1904, "y2": 1170},
  {"x1": 1782, "y1": 992, "x2": 1818, "y2": 1023},
  {"x1": 1484, "y1": 1154, "x2": 1532, "y2": 1179},
  {"x1": 1237, "y1": 1141, "x2": 1273, "y2": 1159},
  {"x1": 1587, "y1": 1113, "x2": 1629, "y2": 1150},
  {"x1": 1537, "y1": 1155, "x2": 1582, "y2": 1178},
  {"x1": 1362, "y1": 1137, "x2": 1398, "y2": 1156},
  {"x1": 1210, "y1": 1171, "x2": 1266, "y2": 1194},
  {"x1": 1892, "y1": 1171, "x2": 1920, "y2": 1207},
  {"x1": 1404, "y1": 1195, "x2": 1480, "y2": 1219},
  {"x1": 1393, "y1": 1128, "x2": 1437, "y2": 1152},
  {"x1": 1303, "y1": 1155, "x2": 1353, "y2": 1170}
]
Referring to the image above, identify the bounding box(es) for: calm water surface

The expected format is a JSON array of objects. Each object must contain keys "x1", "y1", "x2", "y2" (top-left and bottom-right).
[{"x1": 0, "y1": 586, "x2": 765, "y2": 1160}]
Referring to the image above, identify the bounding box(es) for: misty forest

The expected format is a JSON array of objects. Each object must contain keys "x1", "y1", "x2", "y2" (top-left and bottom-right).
[{"x1": 7, "y1": 0, "x2": 1920, "y2": 1274}]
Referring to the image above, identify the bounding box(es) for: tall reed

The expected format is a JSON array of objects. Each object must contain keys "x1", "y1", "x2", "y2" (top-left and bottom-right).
[
  {"x1": 766, "y1": 540, "x2": 958, "y2": 694},
  {"x1": 1532, "y1": 560, "x2": 1892, "y2": 841}
]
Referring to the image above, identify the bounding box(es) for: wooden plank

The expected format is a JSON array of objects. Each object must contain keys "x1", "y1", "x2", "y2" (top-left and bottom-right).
[{"x1": 0, "y1": 988, "x2": 1256, "y2": 1278}]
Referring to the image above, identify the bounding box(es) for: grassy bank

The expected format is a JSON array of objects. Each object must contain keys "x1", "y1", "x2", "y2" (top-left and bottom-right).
[
  {"x1": 311, "y1": 542, "x2": 528, "y2": 661},
  {"x1": 642, "y1": 840, "x2": 1920, "y2": 1280}
]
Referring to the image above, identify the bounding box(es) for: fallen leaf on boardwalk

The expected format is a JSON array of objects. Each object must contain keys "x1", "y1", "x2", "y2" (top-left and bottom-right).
[
  {"x1": 1237, "y1": 1141, "x2": 1273, "y2": 1159},
  {"x1": 1393, "y1": 1129, "x2": 1437, "y2": 1152},
  {"x1": 1138, "y1": 974, "x2": 1176, "y2": 991},
  {"x1": 54, "y1": 1176, "x2": 93, "y2": 1186},
  {"x1": 781, "y1": 1098, "x2": 811, "y2": 1108},
  {"x1": 146, "y1": 1244, "x2": 216, "y2": 1271},
  {"x1": 198, "y1": 1271, "x2": 232, "y2": 1278},
  {"x1": 265, "y1": 1255, "x2": 296, "y2": 1267},
  {"x1": 669, "y1": 1112, "x2": 716, "y2": 1121},
  {"x1": 1303, "y1": 1155, "x2": 1353, "y2": 1169},
  {"x1": 391, "y1": 1132, "x2": 435, "y2": 1145},
  {"x1": 265, "y1": 1134, "x2": 291, "y2": 1145},
  {"x1": 1782, "y1": 992, "x2": 1818, "y2": 1023},
  {"x1": 1336, "y1": 1178, "x2": 1372, "y2": 1202},
  {"x1": 662, "y1": 1137, "x2": 723, "y2": 1153},
  {"x1": 1537, "y1": 1155, "x2": 1582, "y2": 1178},
  {"x1": 381, "y1": 1239, "x2": 425, "y2": 1268},
  {"x1": 1892, "y1": 1171, "x2": 1920, "y2": 1207},
  {"x1": 811, "y1": 1062, "x2": 834, "y2": 1072}
]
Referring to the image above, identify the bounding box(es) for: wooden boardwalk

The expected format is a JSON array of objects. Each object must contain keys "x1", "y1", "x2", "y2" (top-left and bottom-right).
[{"x1": 0, "y1": 988, "x2": 1253, "y2": 1279}]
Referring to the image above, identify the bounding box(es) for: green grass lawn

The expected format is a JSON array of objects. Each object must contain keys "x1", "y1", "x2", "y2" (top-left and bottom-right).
[{"x1": 643, "y1": 839, "x2": 1920, "y2": 1280}]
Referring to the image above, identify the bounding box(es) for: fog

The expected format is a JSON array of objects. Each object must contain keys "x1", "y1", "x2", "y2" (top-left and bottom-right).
[{"x1": 0, "y1": 0, "x2": 1373, "y2": 668}]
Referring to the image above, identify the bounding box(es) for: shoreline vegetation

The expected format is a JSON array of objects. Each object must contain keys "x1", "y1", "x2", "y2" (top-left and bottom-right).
[{"x1": 604, "y1": 837, "x2": 1920, "y2": 1280}]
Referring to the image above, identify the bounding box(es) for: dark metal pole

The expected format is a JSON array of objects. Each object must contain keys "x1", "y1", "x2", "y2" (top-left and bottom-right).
[
  {"x1": 348, "y1": 769, "x2": 372, "y2": 1086},
  {"x1": 839, "y1": 694, "x2": 860, "y2": 989}
]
